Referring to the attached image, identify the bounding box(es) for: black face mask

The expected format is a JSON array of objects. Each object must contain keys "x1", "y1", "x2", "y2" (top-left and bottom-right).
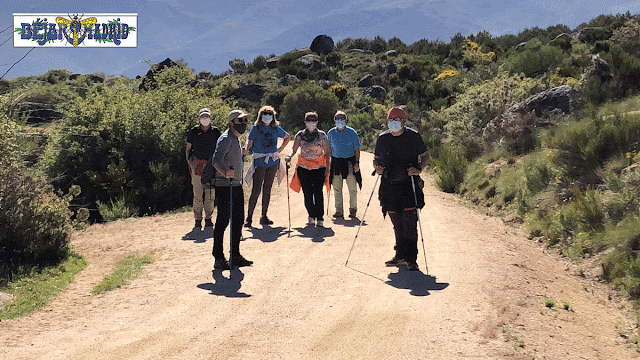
[{"x1": 233, "y1": 122, "x2": 247, "y2": 134}]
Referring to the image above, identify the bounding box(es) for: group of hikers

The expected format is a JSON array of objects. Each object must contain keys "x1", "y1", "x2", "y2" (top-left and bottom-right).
[{"x1": 186, "y1": 105, "x2": 429, "y2": 271}]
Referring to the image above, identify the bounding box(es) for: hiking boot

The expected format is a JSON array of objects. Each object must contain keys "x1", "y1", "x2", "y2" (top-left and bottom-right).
[
  {"x1": 385, "y1": 256, "x2": 407, "y2": 267},
  {"x1": 332, "y1": 212, "x2": 344, "y2": 219},
  {"x1": 204, "y1": 219, "x2": 214, "y2": 227},
  {"x1": 232, "y1": 255, "x2": 253, "y2": 267},
  {"x1": 214, "y1": 258, "x2": 230, "y2": 270},
  {"x1": 259, "y1": 216, "x2": 274, "y2": 225},
  {"x1": 307, "y1": 217, "x2": 315, "y2": 226},
  {"x1": 194, "y1": 220, "x2": 202, "y2": 229},
  {"x1": 316, "y1": 220, "x2": 324, "y2": 228},
  {"x1": 349, "y1": 208, "x2": 357, "y2": 218},
  {"x1": 406, "y1": 261, "x2": 419, "y2": 271}
]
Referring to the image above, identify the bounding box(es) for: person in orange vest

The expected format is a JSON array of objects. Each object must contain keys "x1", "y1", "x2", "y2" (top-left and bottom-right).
[{"x1": 285, "y1": 111, "x2": 330, "y2": 228}]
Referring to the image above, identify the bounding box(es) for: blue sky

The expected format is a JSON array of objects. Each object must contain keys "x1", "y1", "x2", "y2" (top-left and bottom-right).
[{"x1": 2, "y1": 0, "x2": 640, "y2": 80}]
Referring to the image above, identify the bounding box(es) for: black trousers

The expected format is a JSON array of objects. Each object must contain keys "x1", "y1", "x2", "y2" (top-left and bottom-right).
[
  {"x1": 388, "y1": 209, "x2": 419, "y2": 263},
  {"x1": 213, "y1": 185, "x2": 244, "y2": 260},
  {"x1": 247, "y1": 165, "x2": 278, "y2": 220},
  {"x1": 297, "y1": 167, "x2": 326, "y2": 221}
]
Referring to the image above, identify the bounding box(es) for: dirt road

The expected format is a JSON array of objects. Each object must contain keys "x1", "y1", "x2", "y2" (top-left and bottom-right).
[{"x1": 1, "y1": 150, "x2": 638, "y2": 359}]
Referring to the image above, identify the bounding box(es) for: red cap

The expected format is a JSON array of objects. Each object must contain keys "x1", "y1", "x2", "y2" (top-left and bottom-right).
[{"x1": 387, "y1": 107, "x2": 406, "y2": 120}]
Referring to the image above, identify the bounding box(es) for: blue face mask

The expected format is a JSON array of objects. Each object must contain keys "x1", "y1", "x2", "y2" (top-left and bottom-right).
[
  {"x1": 387, "y1": 120, "x2": 402, "y2": 132},
  {"x1": 262, "y1": 114, "x2": 273, "y2": 124},
  {"x1": 335, "y1": 120, "x2": 346, "y2": 129}
]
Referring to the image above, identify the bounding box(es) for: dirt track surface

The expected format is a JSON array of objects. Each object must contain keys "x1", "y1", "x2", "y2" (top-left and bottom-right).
[{"x1": 1, "y1": 150, "x2": 639, "y2": 359}]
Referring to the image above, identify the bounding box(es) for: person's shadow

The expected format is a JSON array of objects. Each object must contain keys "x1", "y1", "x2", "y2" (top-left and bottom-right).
[
  {"x1": 182, "y1": 227, "x2": 212, "y2": 244},
  {"x1": 293, "y1": 224, "x2": 335, "y2": 243},
  {"x1": 197, "y1": 268, "x2": 250, "y2": 298},
  {"x1": 244, "y1": 226, "x2": 287, "y2": 243},
  {"x1": 386, "y1": 269, "x2": 449, "y2": 297},
  {"x1": 331, "y1": 216, "x2": 364, "y2": 228}
]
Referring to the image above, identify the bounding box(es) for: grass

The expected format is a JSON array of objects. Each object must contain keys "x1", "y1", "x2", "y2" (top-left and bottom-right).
[
  {"x1": 0, "y1": 253, "x2": 87, "y2": 320},
  {"x1": 544, "y1": 297, "x2": 556, "y2": 308},
  {"x1": 92, "y1": 252, "x2": 155, "y2": 295}
]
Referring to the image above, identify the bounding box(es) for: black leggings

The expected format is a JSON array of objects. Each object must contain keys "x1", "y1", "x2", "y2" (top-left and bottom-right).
[
  {"x1": 388, "y1": 209, "x2": 419, "y2": 262},
  {"x1": 297, "y1": 167, "x2": 326, "y2": 221},
  {"x1": 247, "y1": 165, "x2": 278, "y2": 220},
  {"x1": 213, "y1": 185, "x2": 244, "y2": 260}
]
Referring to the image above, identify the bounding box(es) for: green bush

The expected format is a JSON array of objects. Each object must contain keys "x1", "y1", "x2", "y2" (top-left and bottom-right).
[
  {"x1": 433, "y1": 144, "x2": 468, "y2": 193},
  {"x1": 97, "y1": 195, "x2": 139, "y2": 222},
  {"x1": 40, "y1": 85, "x2": 231, "y2": 219},
  {"x1": 502, "y1": 38, "x2": 568, "y2": 78},
  {"x1": 279, "y1": 83, "x2": 339, "y2": 131}
]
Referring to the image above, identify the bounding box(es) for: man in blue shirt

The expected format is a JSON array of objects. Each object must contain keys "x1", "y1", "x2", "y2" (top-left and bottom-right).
[{"x1": 327, "y1": 111, "x2": 362, "y2": 219}]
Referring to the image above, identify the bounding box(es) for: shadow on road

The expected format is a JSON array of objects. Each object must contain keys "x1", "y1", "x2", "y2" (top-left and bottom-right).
[
  {"x1": 386, "y1": 270, "x2": 449, "y2": 297},
  {"x1": 182, "y1": 227, "x2": 213, "y2": 243},
  {"x1": 330, "y1": 216, "x2": 364, "y2": 228},
  {"x1": 244, "y1": 226, "x2": 288, "y2": 243},
  {"x1": 197, "y1": 268, "x2": 251, "y2": 298},
  {"x1": 293, "y1": 225, "x2": 336, "y2": 242}
]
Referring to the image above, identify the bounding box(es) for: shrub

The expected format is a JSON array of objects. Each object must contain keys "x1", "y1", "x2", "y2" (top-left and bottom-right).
[
  {"x1": 251, "y1": 55, "x2": 267, "y2": 70},
  {"x1": 328, "y1": 84, "x2": 347, "y2": 100},
  {"x1": 502, "y1": 38, "x2": 568, "y2": 78},
  {"x1": 433, "y1": 144, "x2": 468, "y2": 193},
  {"x1": 97, "y1": 195, "x2": 139, "y2": 222},
  {"x1": 279, "y1": 83, "x2": 339, "y2": 131}
]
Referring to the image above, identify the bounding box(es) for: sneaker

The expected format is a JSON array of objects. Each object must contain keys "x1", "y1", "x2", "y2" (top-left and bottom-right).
[
  {"x1": 194, "y1": 220, "x2": 202, "y2": 228},
  {"x1": 385, "y1": 256, "x2": 407, "y2": 267},
  {"x1": 406, "y1": 261, "x2": 419, "y2": 271},
  {"x1": 316, "y1": 220, "x2": 324, "y2": 228},
  {"x1": 204, "y1": 219, "x2": 214, "y2": 227},
  {"x1": 214, "y1": 258, "x2": 230, "y2": 270},
  {"x1": 307, "y1": 217, "x2": 315, "y2": 226},
  {"x1": 232, "y1": 255, "x2": 253, "y2": 267},
  {"x1": 349, "y1": 208, "x2": 357, "y2": 218},
  {"x1": 260, "y1": 216, "x2": 274, "y2": 225},
  {"x1": 332, "y1": 212, "x2": 344, "y2": 218}
]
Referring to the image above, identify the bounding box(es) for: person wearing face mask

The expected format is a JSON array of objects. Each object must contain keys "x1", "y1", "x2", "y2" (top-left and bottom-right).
[
  {"x1": 210, "y1": 109, "x2": 253, "y2": 270},
  {"x1": 373, "y1": 106, "x2": 429, "y2": 271},
  {"x1": 243, "y1": 106, "x2": 291, "y2": 227},
  {"x1": 285, "y1": 111, "x2": 331, "y2": 227},
  {"x1": 185, "y1": 108, "x2": 221, "y2": 229},
  {"x1": 327, "y1": 111, "x2": 362, "y2": 219}
]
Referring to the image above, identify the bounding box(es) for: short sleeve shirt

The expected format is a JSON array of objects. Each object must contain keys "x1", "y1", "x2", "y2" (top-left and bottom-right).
[
  {"x1": 186, "y1": 125, "x2": 220, "y2": 160},
  {"x1": 248, "y1": 124, "x2": 287, "y2": 167},
  {"x1": 327, "y1": 126, "x2": 360, "y2": 159},
  {"x1": 295, "y1": 130, "x2": 328, "y2": 169},
  {"x1": 374, "y1": 128, "x2": 427, "y2": 184}
]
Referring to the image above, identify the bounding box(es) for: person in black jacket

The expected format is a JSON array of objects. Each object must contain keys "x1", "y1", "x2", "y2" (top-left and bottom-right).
[
  {"x1": 186, "y1": 108, "x2": 221, "y2": 229},
  {"x1": 373, "y1": 107, "x2": 429, "y2": 271}
]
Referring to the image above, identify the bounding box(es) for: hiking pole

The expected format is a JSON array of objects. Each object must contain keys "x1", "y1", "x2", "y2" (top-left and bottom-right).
[
  {"x1": 411, "y1": 176, "x2": 429, "y2": 274},
  {"x1": 286, "y1": 164, "x2": 291, "y2": 237},
  {"x1": 229, "y1": 166, "x2": 234, "y2": 269},
  {"x1": 345, "y1": 173, "x2": 380, "y2": 266}
]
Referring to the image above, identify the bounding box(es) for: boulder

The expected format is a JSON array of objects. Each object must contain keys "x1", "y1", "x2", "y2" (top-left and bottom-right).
[
  {"x1": 386, "y1": 62, "x2": 397, "y2": 75},
  {"x1": 581, "y1": 54, "x2": 612, "y2": 87},
  {"x1": 483, "y1": 85, "x2": 581, "y2": 152},
  {"x1": 231, "y1": 84, "x2": 265, "y2": 102},
  {"x1": 310, "y1": 35, "x2": 335, "y2": 55},
  {"x1": 574, "y1": 27, "x2": 606, "y2": 43},
  {"x1": 318, "y1": 80, "x2": 335, "y2": 90},
  {"x1": 138, "y1": 58, "x2": 178, "y2": 91},
  {"x1": 68, "y1": 73, "x2": 104, "y2": 83},
  {"x1": 266, "y1": 57, "x2": 279, "y2": 69},
  {"x1": 27, "y1": 109, "x2": 63, "y2": 125},
  {"x1": 298, "y1": 54, "x2": 324, "y2": 71},
  {"x1": 196, "y1": 71, "x2": 213, "y2": 80},
  {"x1": 350, "y1": 48, "x2": 365, "y2": 53},
  {"x1": 279, "y1": 74, "x2": 299, "y2": 86},
  {"x1": 358, "y1": 74, "x2": 373, "y2": 88},
  {"x1": 364, "y1": 85, "x2": 387, "y2": 99},
  {"x1": 385, "y1": 50, "x2": 398, "y2": 57},
  {"x1": 392, "y1": 87, "x2": 408, "y2": 105}
]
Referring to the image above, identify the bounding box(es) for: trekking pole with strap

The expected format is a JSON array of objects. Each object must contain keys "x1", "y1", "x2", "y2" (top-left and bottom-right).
[
  {"x1": 345, "y1": 173, "x2": 380, "y2": 266},
  {"x1": 411, "y1": 175, "x2": 428, "y2": 274},
  {"x1": 229, "y1": 166, "x2": 234, "y2": 269},
  {"x1": 286, "y1": 164, "x2": 292, "y2": 237}
]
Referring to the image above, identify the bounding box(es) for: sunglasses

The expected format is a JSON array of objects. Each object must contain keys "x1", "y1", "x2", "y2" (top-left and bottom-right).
[
  {"x1": 262, "y1": 112, "x2": 273, "y2": 116},
  {"x1": 388, "y1": 117, "x2": 404, "y2": 121},
  {"x1": 334, "y1": 116, "x2": 346, "y2": 120},
  {"x1": 305, "y1": 118, "x2": 318, "y2": 122},
  {"x1": 235, "y1": 117, "x2": 249, "y2": 124}
]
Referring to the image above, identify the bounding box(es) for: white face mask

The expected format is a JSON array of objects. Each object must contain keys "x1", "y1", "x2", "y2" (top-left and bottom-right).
[
  {"x1": 200, "y1": 117, "x2": 211, "y2": 126},
  {"x1": 387, "y1": 120, "x2": 402, "y2": 132},
  {"x1": 335, "y1": 120, "x2": 346, "y2": 129},
  {"x1": 262, "y1": 114, "x2": 273, "y2": 124},
  {"x1": 305, "y1": 121, "x2": 317, "y2": 131}
]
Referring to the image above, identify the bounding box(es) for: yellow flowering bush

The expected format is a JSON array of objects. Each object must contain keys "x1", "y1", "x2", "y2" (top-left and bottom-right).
[
  {"x1": 435, "y1": 69, "x2": 459, "y2": 81},
  {"x1": 463, "y1": 40, "x2": 495, "y2": 65}
]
